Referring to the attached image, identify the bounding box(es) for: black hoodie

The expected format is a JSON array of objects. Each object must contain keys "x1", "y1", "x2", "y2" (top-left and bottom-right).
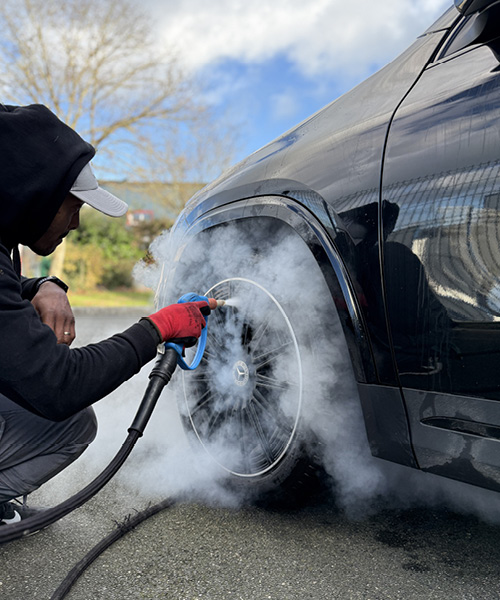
[
  {"x1": 0, "y1": 105, "x2": 158, "y2": 420},
  {"x1": 0, "y1": 104, "x2": 95, "y2": 247}
]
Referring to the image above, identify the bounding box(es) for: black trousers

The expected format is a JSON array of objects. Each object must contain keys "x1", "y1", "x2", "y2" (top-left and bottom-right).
[{"x1": 0, "y1": 394, "x2": 97, "y2": 502}]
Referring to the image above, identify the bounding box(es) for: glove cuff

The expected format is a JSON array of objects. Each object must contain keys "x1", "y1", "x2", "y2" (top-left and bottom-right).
[{"x1": 139, "y1": 317, "x2": 162, "y2": 344}]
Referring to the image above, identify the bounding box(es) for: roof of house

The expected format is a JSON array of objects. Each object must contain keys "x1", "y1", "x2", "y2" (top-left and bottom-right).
[{"x1": 100, "y1": 181, "x2": 205, "y2": 219}]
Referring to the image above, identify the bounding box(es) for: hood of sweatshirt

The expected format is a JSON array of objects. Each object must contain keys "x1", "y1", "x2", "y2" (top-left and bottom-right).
[{"x1": 0, "y1": 104, "x2": 95, "y2": 248}]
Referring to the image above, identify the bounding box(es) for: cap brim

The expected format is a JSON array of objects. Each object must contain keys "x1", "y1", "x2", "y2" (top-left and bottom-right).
[{"x1": 70, "y1": 186, "x2": 128, "y2": 217}]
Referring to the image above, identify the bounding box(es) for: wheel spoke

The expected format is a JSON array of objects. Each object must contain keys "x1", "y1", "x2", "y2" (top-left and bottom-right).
[
  {"x1": 251, "y1": 388, "x2": 278, "y2": 421},
  {"x1": 188, "y1": 363, "x2": 214, "y2": 383},
  {"x1": 241, "y1": 321, "x2": 252, "y2": 346},
  {"x1": 249, "y1": 317, "x2": 272, "y2": 352},
  {"x1": 252, "y1": 388, "x2": 286, "y2": 427},
  {"x1": 190, "y1": 389, "x2": 216, "y2": 415},
  {"x1": 255, "y1": 372, "x2": 297, "y2": 391},
  {"x1": 206, "y1": 405, "x2": 226, "y2": 438},
  {"x1": 239, "y1": 410, "x2": 251, "y2": 473},
  {"x1": 188, "y1": 373, "x2": 211, "y2": 383},
  {"x1": 206, "y1": 328, "x2": 226, "y2": 354},
  {"x1": 211, "y1": 306, "x2": 227, "y2": 333},
  {"x1": 252, "y1": 389, "x2": 294, "y2": 443},
  {"x1": 245, "y1": 402, "x2": 275, "y2": 466},
  {"x1": 253, "y1": 340, "x2": 294, "y2": 370},
  {"x1": 200, "y1": 346, "x2": 218, "y2": 361}
]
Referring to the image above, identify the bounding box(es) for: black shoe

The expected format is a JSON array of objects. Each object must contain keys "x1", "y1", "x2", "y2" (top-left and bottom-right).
[
  {"x1": 0, "y1": 500, "x2": 44, "y2": 526},
  {"x1": 0, "y1": 501, "x2": 21, "y2": 525}
]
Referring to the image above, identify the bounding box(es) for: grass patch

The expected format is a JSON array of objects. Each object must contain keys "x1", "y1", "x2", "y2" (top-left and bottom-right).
[{"x1": 68, "y1": 289, "x2": 154, "y2": 308}]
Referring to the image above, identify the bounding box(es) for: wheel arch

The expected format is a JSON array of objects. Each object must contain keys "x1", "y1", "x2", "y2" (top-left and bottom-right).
[{"x1": 174, "y1": 194, "x2": 378, "y2": 385}]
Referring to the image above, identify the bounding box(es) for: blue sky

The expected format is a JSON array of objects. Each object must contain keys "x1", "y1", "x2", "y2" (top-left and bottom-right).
[{"x1": 142, "y1": 0, "x2": 452, "y2": 165}]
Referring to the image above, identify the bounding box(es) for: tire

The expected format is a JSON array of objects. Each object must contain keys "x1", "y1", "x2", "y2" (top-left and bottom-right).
[{"x1": 164, "y1": 221, "x2": 343, "y2": 505}]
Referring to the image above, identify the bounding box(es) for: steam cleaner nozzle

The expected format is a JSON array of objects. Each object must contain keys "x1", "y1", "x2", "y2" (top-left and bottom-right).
[{"x1": 208, "y1": 298, "x2": 225, "y2": 310}]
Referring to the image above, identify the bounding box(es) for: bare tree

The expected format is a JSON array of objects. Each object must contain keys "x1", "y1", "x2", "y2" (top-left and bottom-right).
[
  {"x1": 0, "y1": 0, "x2": 209, "y2": 179},
  {"x1": 0, "y1": 0, "x2": 238, "y2": 276}
]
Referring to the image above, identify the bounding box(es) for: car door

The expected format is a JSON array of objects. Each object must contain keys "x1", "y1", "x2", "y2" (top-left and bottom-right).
[{"x1": 381, "y1": 3, "x2": 500, "y2": 491}]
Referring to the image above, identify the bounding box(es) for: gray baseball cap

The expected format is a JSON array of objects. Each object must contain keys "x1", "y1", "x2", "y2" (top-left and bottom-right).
[{"x1": 70, "y1": 163, "x2": 128, "y2": 217}]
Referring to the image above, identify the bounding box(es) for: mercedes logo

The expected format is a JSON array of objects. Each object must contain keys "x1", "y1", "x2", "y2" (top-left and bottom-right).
[{"x1": 233, "y1": 360, "x2": 249, "y2": 387}]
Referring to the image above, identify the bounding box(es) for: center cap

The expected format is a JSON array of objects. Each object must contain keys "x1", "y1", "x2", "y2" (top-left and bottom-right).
[{"x1": 233, "y1": 360, "x2": 249, "y2": 387}]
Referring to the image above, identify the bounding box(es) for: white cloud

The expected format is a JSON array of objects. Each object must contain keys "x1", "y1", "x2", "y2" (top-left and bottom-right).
[
  {"x1": 270, "y1": 90, "x2": 301, "y2": 121},
  {"x1": 142, "y1": 0, "x2": 452, "y2": 77}
]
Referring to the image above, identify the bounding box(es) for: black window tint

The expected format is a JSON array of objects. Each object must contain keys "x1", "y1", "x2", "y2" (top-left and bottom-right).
[{"x1": 438, "y1": 15, "x2": 477, "y2": 59}]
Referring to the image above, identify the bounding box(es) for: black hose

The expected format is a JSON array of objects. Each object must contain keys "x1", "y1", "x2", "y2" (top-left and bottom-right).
[
  {"x1": 0, "y1": 348, "x2": 178, "y2": 544},
  {"x1": 50, "y1": 497, "x2": 177, "y2": 600}
]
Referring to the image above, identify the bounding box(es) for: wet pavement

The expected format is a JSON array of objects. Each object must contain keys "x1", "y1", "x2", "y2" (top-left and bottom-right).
[{"x1": 2, "y1": 310, "x2": 500, "y2": 599}]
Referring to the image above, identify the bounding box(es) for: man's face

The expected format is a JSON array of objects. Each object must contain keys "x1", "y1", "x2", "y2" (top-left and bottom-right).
[{"x1": 30, "y1": 194, "x2": 84, "y2": 256}]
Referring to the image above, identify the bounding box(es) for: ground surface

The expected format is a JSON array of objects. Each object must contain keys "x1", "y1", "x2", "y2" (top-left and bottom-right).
[
  {"x1": 4, "y1": 487, "x2": 500, "y2": 599},
  {"x1": 2, "y1": 310, "x2": 500, "y2": 599}
]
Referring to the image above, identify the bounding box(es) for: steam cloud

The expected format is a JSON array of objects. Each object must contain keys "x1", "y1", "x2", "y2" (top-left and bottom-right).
[{"x1": 36, "y1": 223, "x2": 500, "y2": 523}]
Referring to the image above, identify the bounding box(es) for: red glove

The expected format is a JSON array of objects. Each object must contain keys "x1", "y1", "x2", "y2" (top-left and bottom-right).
[{"x1": 145, "y1": 301, "x2": 209, "y2": 343}]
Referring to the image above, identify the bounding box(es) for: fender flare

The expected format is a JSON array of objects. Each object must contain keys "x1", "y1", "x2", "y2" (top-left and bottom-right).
[{"x1": 175, "y1": 194, "x2": 378, "y2": 384}]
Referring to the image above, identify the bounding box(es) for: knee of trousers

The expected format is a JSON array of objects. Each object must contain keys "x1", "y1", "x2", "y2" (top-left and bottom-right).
[{"x1": 68, "y1": 406, "x2": 98, "y2": 447}]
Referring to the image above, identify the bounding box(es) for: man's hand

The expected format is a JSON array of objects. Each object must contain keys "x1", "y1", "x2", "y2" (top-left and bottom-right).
[
  {"x1": 145, "y1": 301, "x2": 210, "y2": 344},
  {"x1": 31, "y1": 282, "x2": 75, "y2": 345}
]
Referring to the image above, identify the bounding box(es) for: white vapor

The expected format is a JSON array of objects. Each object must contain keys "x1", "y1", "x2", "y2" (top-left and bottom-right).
[
  {"x1": 35, "y1": 222, "x2": 500, "y2": 525},
  {"x1": 133, "y1": 223, "x2": 500, "y2": 524}
]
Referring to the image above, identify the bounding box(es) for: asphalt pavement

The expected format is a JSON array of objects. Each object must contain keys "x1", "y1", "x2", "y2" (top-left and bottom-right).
[{"x1": 4, "y1": 482, "x2": 500, "y2": 599}]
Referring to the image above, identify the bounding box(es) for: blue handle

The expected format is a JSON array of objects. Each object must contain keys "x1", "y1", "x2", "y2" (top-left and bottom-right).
[{"x1": 164, "y1": 293, "x2": 209, "y2": 371}]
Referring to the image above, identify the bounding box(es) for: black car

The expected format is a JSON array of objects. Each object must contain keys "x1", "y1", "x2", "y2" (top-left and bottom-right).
[{"x1": 157, "y1": 0, "x2": 500, "y2": 502}]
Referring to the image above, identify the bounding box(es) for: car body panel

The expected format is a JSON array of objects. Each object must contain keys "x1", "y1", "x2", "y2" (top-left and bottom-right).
[
  {"x1": 404, "y1": 388, "x2": 500, "y2": 491},
  {"x1": 423, "y1": 6, "x2": 458, "y2": 33},
  {"x1": 382, "y1": 24, "x2": 500, "y2": 484},
  {"x1": 357, "y1": 382, "x2": 417, "y2": 467}
]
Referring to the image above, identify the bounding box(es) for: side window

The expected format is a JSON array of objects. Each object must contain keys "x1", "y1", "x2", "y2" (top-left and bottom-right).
[
  {"x1": 438, "y1": 15, "x2": 476, "y2": 59},
  {"x1": 437, "y1": 3, "x2": 500, "y2": 62}
]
